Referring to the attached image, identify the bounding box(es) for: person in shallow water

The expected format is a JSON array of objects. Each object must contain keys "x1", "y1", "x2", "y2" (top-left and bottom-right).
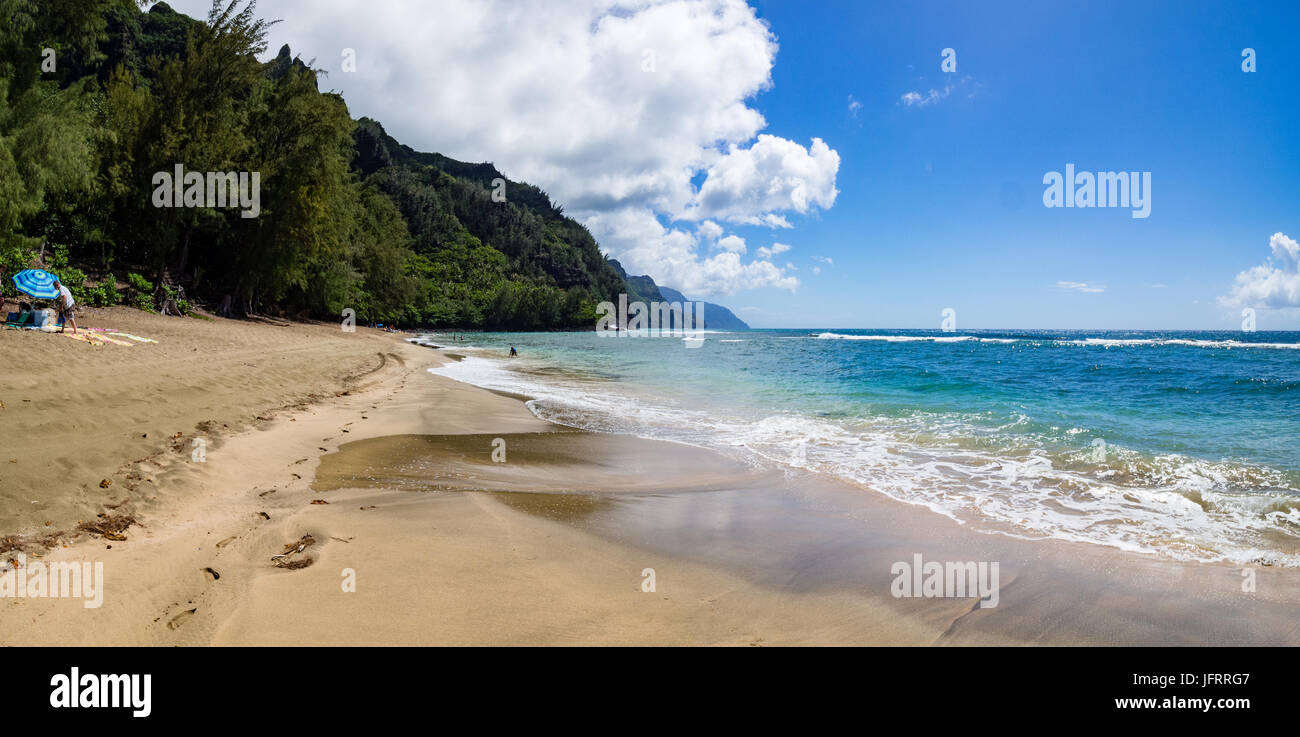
[{"x1": 510, "y1": 346, "x2": 517, "y2": 357}]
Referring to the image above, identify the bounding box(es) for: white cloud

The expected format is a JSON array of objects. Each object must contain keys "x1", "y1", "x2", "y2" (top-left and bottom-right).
[
  {"x1": 1056, "y1": 281, "x2": 1105, "y2": 293},
  {"x1": 697, "y1": 220, "x2": 724, "y2": 242},
  {"x1": 715, "y1": 235, "x2": 747, "y2": 253},
  {"x1": 688, "y1": 134, "x2": 840, "y2": 225},
  {"x1": 900, "y1": 86, "x2": 951, "y2": 107},
  {"x1": 758, "y1": 213, "x2": 793, "y2": 229},
  {"x1": 812, "y1": 266, "x2": 821, "y2": 275},
  {"x1": 584, "y1": 208, "x2": 798, "y2": 297},
  {"x1": 162, "y1": 0, "x2": 839, "y2": 296},
  {"x1": 756, "y1": 242, "x2": 790, "y2": 259},
  {"x1": 812, "y1": 255, "x2": 833, "y2": 265},
  {"x1": 899, "y1": 77, "x2": 978, "y2": 108},
  {"x1": 1219, "y1": 232, "x2": 1300, "y2": 309}
]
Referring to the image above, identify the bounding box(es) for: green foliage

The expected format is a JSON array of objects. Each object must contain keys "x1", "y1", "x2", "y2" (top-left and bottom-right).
[
  {"x1": 127, "y1": 271, "x2": 153, "y2": 311},
  {"x1": 58, "y1": 265, "x2": 88, "y2": 301},
  {"x1": 0, "y1": 242, "x2": 36, "y2": 298},
  {"x1": 86, "y1": 278, "x2": 120, "y2": 307},
  {"x1": 0, "y1": 0, "x2": 633, "y2": 328}
]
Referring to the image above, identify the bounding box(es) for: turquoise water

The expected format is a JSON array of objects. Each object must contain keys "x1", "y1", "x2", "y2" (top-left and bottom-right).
[{"x1": 420, "y1": 329, "x2": 1300, "y2": 565}]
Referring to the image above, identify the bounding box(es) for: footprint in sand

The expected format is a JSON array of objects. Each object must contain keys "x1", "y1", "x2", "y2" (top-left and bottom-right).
[{"x1": 167, "y1": 608, "x2": 197, "y2": 630}]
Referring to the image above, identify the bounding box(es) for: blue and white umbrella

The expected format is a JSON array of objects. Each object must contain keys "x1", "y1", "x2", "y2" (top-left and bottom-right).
[{"x1": 11, "y1": 269, "x2": 60, "y2": 300}]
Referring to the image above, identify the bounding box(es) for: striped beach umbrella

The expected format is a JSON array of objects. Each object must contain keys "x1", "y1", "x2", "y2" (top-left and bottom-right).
[{"x1": 11, "y1": 269, "x2": 60, "y2": 299}]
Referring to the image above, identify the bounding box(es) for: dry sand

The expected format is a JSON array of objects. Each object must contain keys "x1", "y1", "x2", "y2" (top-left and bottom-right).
[{"x1": 2, "y1": 308, "x2": 1298, "y2": 645}]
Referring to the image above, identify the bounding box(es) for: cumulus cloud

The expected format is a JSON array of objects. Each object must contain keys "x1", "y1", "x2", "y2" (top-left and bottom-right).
[
  {"x1": 164, "y1": 0, "x2": 838, "y2": 295},
  {"x1": 756, "y1": 242, "x2": 790, "y2": 259},
  {"x1": 697, "y1": 220, "x2": 724, "y2": 242},
  {"x1": 1219, "y1": 232, "x2": 1300, "y2": 309},
  {"x1": 584, "y1": 208, "x2": 798, "y2": 296},
  {"x1": 715, "y1": 235, "x2": 747, "y2": 253},
  {"x1": 1056, "y1": 281, "x2": 1105, "y2": 293},
  {"x1": 688, "y1": 134, "x2": 840, "y2": 224}
]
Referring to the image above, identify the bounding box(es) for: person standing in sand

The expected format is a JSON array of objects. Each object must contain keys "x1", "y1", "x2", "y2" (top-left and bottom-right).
[{"x1": 53, "y1": 279, "x2": 78, "y2": 334}]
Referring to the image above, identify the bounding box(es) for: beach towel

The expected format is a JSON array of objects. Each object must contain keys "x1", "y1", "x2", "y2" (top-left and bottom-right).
[
  {"x1": 87, "y1": 328, "x2": 158, "y2": 343},
  {"x1": 62, "y1": 332, "x2": 106, "y2": 346},
  {"x1": 90, "y1": 333, "x2": 134, "y2": 346},
  {"x1": 108, "y1": 331, "x2": 157, "y2": 343}
]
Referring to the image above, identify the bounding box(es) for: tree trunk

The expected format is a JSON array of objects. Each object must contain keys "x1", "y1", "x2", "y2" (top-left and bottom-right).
[{"x1": 177, "y1": 230, "x2": 191, "y2": 277}]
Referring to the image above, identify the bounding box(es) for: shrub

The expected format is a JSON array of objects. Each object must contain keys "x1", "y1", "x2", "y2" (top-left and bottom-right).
[
  {"x1": 87, "y1": 279, "x2": 121, "y2": 307},
  {"x1": 0, "y1": 244, "x2": 36, "y2": 298},
  {"x1": 59, "y1": 266, "x2": 89, "y2": 303},
  {"x1": 127, "y1": 272, "x2": 155, "y2": 312}
]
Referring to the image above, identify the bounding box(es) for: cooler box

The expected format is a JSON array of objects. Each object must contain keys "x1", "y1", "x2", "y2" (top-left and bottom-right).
[{"x1": 29, "y1": 309, "x2": 51, "y2": 328}]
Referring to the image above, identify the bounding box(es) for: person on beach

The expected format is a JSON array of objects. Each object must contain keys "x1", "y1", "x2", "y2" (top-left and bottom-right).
[
  {"x1": 510, "y1": 346, "x2": 517, "y2": 357},
  {"x1": 53, "y1": 279, "x2": 78, "y2": 334}
]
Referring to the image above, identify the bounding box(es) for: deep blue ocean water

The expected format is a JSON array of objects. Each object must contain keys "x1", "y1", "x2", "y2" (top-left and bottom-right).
[{"x1": 420, "y1": 329, "x2": 1300, "y2": 565}]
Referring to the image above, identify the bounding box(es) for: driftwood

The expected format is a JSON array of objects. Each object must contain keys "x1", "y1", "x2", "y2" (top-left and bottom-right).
[
  {"x1": 271, "y1": 534, "x2": 316, "y2": 567},
  {"x1": 156, "y1": 284, "x2": 187, "y2": 317}
]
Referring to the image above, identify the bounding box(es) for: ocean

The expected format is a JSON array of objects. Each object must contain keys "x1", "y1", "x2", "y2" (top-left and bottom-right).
[{"x1": 417, "y1": 328, "x2": 1300, "y2": 566}]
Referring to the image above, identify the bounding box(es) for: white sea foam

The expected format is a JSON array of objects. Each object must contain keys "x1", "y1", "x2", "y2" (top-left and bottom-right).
[
  {"x1": 812, "y1": 332, "x2": 1300, "y2": 350},
  {"x1": 1066, "y1": 338, "x2": 1300, "y2": 349},
  {"x1": 427, "y1": 353, "x2": 1300, "y2": 566}
]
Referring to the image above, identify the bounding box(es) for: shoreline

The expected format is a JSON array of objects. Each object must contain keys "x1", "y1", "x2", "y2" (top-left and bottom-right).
[{"x1": 3, "y1": 315, "x2": 1298, "y2": 645}]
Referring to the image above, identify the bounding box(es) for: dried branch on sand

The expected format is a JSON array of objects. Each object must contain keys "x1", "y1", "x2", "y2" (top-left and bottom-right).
[{"x1": 271, "y1": 534, "x2": 316, "y2": 568}]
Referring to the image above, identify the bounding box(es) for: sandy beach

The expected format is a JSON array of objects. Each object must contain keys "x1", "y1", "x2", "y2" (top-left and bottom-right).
[{"x1": 3, "y1": 309, "x2": 1298, "y2": 646}]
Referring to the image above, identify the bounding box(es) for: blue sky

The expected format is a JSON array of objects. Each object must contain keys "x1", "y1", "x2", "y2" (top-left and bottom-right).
[
  {"x1": 727, "y1": 0, "x2": 1300, "y2": 329},
  {"x1": 165, "y1": 0, "x2": 1299, "y2": 330}
]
